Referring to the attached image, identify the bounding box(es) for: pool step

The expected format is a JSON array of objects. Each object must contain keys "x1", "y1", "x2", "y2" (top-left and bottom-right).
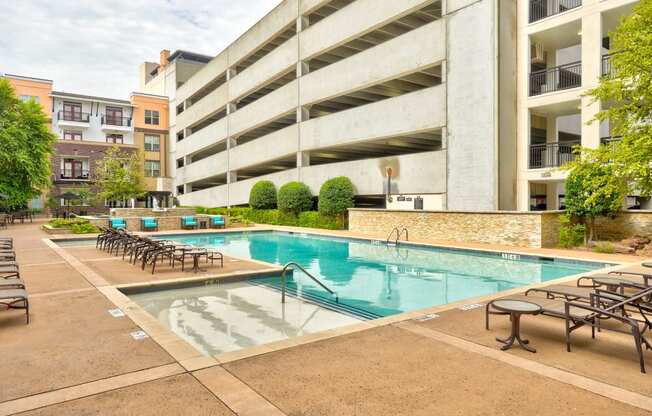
[{"x1": 249, "y1": 279, "x2": 381, "y2": 321}]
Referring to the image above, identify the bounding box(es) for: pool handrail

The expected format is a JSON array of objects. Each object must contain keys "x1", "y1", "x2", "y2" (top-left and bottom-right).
[
  {"x1": 386, "y1": 227, "x2": 409, "y2": 245},
  {"x1": 281, "y1": 262, "x2": 338, "y2": 304}
]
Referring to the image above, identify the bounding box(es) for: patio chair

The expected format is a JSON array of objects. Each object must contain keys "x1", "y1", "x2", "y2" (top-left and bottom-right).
[
  {"x1": 577, "y1": 271, "x2": 651, "y2": 289},
  {"x1": 486, "y1": 287, "x2": 652, "y2": 373},
  {"x1": 181, "y1": 216, "x2": 198, "y2": 230},
  {"x1": 209, "y1": 215, "x2": 226, "y2": 229},
  {"x1": 206, "y1": 251, "x2": 224, "y2": 268},
  {"x1": 0, "y1": 264, "x2": 19, "y2": 279},
  {"x1": 108, "y1": 217, "x2": 127, "y2": 230},
  {"x1": 0, "y1": 288, "x2": 29, "y2": 324},
  {"x1": 141, "y1": 217, "x2": 159, "y2": 232}
]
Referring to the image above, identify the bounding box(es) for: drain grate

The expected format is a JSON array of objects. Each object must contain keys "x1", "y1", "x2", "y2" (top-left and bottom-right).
[
  {"x1": 459, "y1": 303, "x2": 484, "y2": 311},
  {"x1": 108, "y1": 308, "x2": 125, "y2": 317},
  {"x1": 130, "y1": 330, "x2": 149, "y2": 340}
]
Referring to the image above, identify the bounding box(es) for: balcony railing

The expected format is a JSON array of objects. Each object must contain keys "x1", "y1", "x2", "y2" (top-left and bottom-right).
[
  {"x1": 60, "y1": 170, "x2": 90, "y2": 180},
  {"x1": 58, "y1": 111, "x2": 90, "y2": 123},
  {"x1": 529, "y1": 61, "x2": 582, "y2": 96},
  {"x1": 529, "y1": 142, "x2": 578, "y2": 169},
  {"x1": 601, "y1": 136, "x2": 621, "y2": 145},
  {"x1": 529, "y1": 0, "x2": 582, "y2": 23},
  {"x1": 101, "y1": 116, "x2": 132, "y2": 127}
]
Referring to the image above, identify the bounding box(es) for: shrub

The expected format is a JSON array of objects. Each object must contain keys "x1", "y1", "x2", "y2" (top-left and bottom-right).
[
  {"x1": 297, "y1": 211, "x2": 342, "y2": 230},
  {"x1": 249, "y1": 181, "x2": 277, "y2": 209},
  {"x1": 558, "y1": 214, "x2": 586, "y2": 248},
  {"x1": 278, "y1": 182, "x2": 313, "y2": 214},
  {"x1": 70, "y1": 222, "x2": 100, "y2": 234},
  {"x1": 195, "y1": 206, "x2": 207, "y2": 214},
  {"x1": 49, "y1": 218, "x2": 89, "y2": 228},
  {"x1": 318, "y1": 176, "x2": 354, "y2": 216},
  {"x1": 594, "y1": 242, "x2": 615, "y2": 254}
]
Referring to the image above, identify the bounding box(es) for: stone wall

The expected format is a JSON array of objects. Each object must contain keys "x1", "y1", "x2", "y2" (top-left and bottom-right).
[
  {"x1": 85, "y1": 214, "x2": 225, "y2": 232},
  {"x1": 109, "y1": 208, "x2": 196, "y2": 218},
  {"x1": 348, "y1": 209, "x2": 549, "y2": 248},
  {"x1": 594, "y1": 212, "x2": 652, "y2": 241},
  {"x1": 348, "y1": 209, "x2": 652, "y2": 248}
]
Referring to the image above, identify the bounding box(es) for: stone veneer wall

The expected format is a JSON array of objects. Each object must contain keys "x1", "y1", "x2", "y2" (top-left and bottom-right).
[
  {"x1": 85, "y1": 214, "x2": 223, "y2": 232},
  {"x1": 348, "y1": 209, "x2": 652, "y2": 248},
  {"x1": 594, "y1": 211, "x2": 652, "y2": 241},
  {"x1": 109, "y1": 208, "x2": 196, "y2": 218},
  {"x1": 348, "y1": 209, "x2": 550, "y2": 248}
]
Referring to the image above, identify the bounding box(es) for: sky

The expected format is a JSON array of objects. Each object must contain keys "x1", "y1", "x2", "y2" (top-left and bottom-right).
[{"x1": 0, "y1": 0, "x2": 282, "y2": 98}]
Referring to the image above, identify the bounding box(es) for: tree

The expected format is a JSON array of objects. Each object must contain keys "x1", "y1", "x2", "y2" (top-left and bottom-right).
[
  {"x1": 318, "y1": 176, "x2": 354, "y2": 216},
  {"x1": 249, "y1": 180, "x2": 277, "y2": 209},
  {"x1": 0, "y1": 79, "x2": 56, "y2": 210},
  {"x1": 563, "y1": 149, "x2": 627, "y2": 244},
  {"x1": 587, "y1": 0, "x2": 652, "y2": 197},
  {"x1": 278, "y1": 182, "x2": 312, "y2": 214},
  {"x1": 93, "y1": 146, "x2": 145, "y2": 204}
]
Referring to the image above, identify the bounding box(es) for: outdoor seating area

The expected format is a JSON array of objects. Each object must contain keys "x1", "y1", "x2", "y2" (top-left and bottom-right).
[
  {"x1": 0, "y1": 211, "x2": 33, "y2": 228},
  {"x1": 0, "y1": 237, "x2": 29, "y2": 324},
  {"x1": 96, "y1": 227, "x2": 223, "y2": 274},
  {"x1": 486, "y1": 267, "x2": 652, "y2": 373}
]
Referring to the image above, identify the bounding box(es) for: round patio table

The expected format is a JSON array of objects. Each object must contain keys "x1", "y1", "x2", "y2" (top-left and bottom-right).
[
  {"x1": 185, "y1": 249, "x2": 208, "y2": 273},
  {"x1": 491, "y1": 299, "x2": 541, "y2": 353}
]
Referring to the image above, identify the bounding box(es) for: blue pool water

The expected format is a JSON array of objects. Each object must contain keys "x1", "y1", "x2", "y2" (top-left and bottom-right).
[{"x1": 158, "y1": 231, "x2": 609, "y2": 318}]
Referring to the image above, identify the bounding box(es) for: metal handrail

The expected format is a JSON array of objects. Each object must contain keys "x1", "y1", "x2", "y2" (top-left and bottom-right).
[
  {"x1": 398, "y1": 227, "x2": 409, "y2": 242},
  {"x1": 280, "y1": 262, "x2": 337, "y2": 304},
  {"x1": 386, "y1": 227, "x2": 400, "y2": 245},
  {"x1": 386, "y1": 227, "x2": 408, "y2": 245}
]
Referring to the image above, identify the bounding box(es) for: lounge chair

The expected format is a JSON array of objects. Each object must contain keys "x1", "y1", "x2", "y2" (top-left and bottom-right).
[
  {"x1": 486, "y1": 287, "x2": 652, "y2": 373},
  {"x1": 109, "y1": 217, "x2": 127, "y2": 230},
  {"x1": 181, "y1": 216, "x2": 198, "y2": 230},
  {"x1": 577, "y1": 271, "x2": 651, "y2": 289},
  {"x1": 0, "y1": 264, "x2": 19, "y2": 279},
  {"x1": 0, "y1": 288, "x2": 29, "y2": 323},
  {"x1": 141, "y1": 217, "x2": 159, "y2": 232},
  {"x1": 209, "y1": 215, "x2": 225, "y2": 229}
]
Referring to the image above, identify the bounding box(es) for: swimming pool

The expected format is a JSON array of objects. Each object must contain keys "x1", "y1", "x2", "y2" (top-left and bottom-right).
[{"x1": 156, "y1": 231, "x2": 610, "y2": 318}]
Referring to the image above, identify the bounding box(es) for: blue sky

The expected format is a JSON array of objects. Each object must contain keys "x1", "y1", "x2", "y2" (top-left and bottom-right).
[{"x1": 0, "y1": 0, "x2": 282, "y2": 97}]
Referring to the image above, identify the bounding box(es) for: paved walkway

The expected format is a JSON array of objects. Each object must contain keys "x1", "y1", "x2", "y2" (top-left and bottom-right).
[{"x1": 0, "y1": 223, "x2": 650, "y2": 415}]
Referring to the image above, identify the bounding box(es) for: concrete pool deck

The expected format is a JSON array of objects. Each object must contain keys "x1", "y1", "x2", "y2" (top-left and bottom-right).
[{"x1": 0, "y1": 223, "x2": 650, "y2": 415}]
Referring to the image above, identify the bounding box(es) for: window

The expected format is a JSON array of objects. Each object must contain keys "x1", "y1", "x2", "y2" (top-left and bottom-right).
[
  {"x1": 144, "y1": 134, "x2": 160, "y2": 151},
  {"x1": 106, "y1": 134, "x2": 124, "y2": 144},
  {"x1": 145, "y1": 110, "x2": 160, "y2": 125},
  {"x1": 105, "y1": 106, "x2": 124, "y2": 126},
  {"x1": 144, "y1": 160, "x2": 161, "y2": 177},
  {"x1": 62, "y1": 101, "x2": 83, "y2": 121},
  {"x1": 61, "y1": 158, "x2": 89, "y2": 180},
  {"x1": 63, "y1": 131, "x2": 82, "y2": 141},
  {"x1": 20, "y1": 95, "x2": 39, "y2": 103}
]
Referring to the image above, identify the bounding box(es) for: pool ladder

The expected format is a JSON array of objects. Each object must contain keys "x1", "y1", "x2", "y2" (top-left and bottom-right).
[
  {"x1": 386, "y1": 227, "x2": 409, "y2": 246},
  {"x1": 281, "y1": 262, "x2": 338, "y2": 304}
]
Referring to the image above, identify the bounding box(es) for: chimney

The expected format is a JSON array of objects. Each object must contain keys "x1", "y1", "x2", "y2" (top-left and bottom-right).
[{"x1": 159, "y1": 49, "x2": 170, "y2": 68}]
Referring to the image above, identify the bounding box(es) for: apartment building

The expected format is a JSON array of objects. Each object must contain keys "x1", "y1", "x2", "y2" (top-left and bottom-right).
[
  {"x1": 153, "y1": 0, "x2": 518, "y2": 211},
  {"x1": 517, "y1": 0, "x2": 640, "y2": 211},
  {"x1": 3, "y1": 74, "x2": 173, "y2": 211}
]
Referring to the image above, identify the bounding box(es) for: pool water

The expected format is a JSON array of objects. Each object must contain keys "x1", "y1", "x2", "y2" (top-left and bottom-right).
[{"x1": 157, "y1": 231, "x2": 609, "y2": 318}]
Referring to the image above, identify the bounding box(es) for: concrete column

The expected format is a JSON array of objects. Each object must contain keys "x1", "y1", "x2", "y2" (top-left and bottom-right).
[
  {"x1": 227, "y1": 171, "x2": 237, "y2": 184},
  {"x1": 226, "y1": 68, "x2": 237, "y2": 81},
  {"x1": 546, "y1": 183, "x2": 558, "y2": 210},
  {"x1": 580, "y1": 9, "x2": 602, "y2": 149},
  {"x1": 546, "y1": 115, "x2": 557, "y2": 143},
  {"x1": 226, "y1": 103, "x2": 237, "y2": 114},
  {"x1": 297, "y1": 151, "x2": 310, "y2": 168},
  {"x1": 297, "y1": 61, "x2": 309, "y2": 77},
  {"x1": 296, "y1": 16, "x2": 309, "y2": 32},
  {"x1": 227, "y1": 137, "x2": 237, "y2": 148}
]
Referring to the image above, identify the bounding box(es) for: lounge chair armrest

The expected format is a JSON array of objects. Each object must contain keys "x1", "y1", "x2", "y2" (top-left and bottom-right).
[{"x1": 567, "y1": 300, "x2": 637, "y2": 326}]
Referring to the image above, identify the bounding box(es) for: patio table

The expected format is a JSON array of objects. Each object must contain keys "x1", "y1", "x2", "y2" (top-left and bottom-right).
[{"x1": 490, "y1": 299, "x2": 541, "y2": 353}]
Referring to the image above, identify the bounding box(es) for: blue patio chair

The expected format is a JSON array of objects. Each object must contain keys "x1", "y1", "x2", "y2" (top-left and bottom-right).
[
  {"x1": 181, "y1": 216, "x2": 198, "y2": 230},
  {"x1": 109, "y1": 217, "x2": 126, "y2": 230},
  {"x1": 210, "y1": 215, "x2": 225, "y2": 229},
  {"x1": 141, "y1": 217, "x2": 158, "y2": 232}
]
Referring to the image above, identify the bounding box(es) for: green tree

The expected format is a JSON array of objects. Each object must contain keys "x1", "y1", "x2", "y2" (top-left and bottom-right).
[
  {"x1": 249, "y1": 180, "x2": 277, "y2": 209},
  {"x1": 587, "y1": 0, "x2": 652, "y2": 197},
  {"x1": 563, "y1": 149, "x2": 626, "y2": 244},
  {"x1": 93, "y1": 146, "x2": 145, "y2": 204},
  {"x1": 318, "y1": 176, "x2": 354, "y2": 217},
  {"x1": 278, "y1": 181, "x2": 312, "y2": 214},
  {"x1": 0, "y1": 79, "x2": 56, "y2": 210}
]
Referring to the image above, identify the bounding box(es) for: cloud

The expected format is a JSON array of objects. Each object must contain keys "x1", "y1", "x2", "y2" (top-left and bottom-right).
[{"x1": 0, "y1": 0, "x2": 282, "y2": 98}]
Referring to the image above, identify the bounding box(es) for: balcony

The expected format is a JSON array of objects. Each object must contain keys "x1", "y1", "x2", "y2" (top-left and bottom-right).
[
  {"x1": 601, "y1": 136, "x2": 621, "y2": 145},
  {"x1": 57, "y1": 111, "x2": 90, "y2": 128},
  {"x1": 101, "y1": 115, "x2": 133, "y2": 132},
  {"x1": 529, "y1": 142, "x2": 578, "y2": 169},
  {"x1": 529, "y1": 62, "x2": 581, "y2": 96},
  {"x1": 601, "y1": 53, "x2": 620, "y2": 77},
  {"x1": 529, "y1": 0, "x2": 581, "y2": 23},
  {"x1": 60, "y1": 169, "x2": 90, "y2": 181}
]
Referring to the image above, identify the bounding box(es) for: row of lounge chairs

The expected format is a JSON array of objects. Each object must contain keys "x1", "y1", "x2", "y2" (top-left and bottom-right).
[
  {"x1": 96, "y1": 228, "x2": 223, "y2": 274},
  {"x1": 487, "y1": 267, "x2": 652, "y2": 373},
  {"x1": 0, "y1": 237, "x2": 29, "y2": 323}
]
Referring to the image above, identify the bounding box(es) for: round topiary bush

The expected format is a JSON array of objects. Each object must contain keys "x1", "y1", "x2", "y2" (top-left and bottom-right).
[
  {"x1": 249, "y1": 180, "x2": 277, "y2": 209},
  {"x1": 318, "y1": 176, "x2": 354, "y2": 216},
  {"x1": 278, "y1": 181, "x2": 313, "y2": 214}
]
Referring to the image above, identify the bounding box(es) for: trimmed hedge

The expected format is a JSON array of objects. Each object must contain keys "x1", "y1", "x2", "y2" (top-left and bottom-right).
[
  {"x1": 278, "y1": 181, "x2": 313, "y2": 214},
  {"x1": 249, "y1": 180, "x2": 277, "y2": 209},
  {"x1": 318, "y1": 176, "x2": 354, "y2": 216}
]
